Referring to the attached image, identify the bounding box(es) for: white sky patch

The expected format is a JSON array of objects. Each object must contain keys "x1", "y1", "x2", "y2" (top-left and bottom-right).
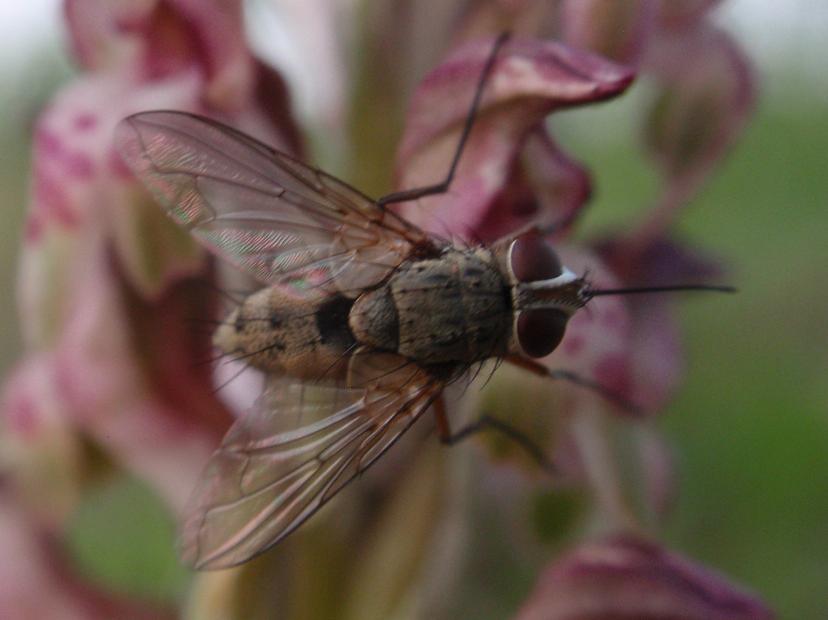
[
  {"x1": 717, "y1": 0, "x2": 828, "y2": 99},
  {"x1": 0, "y1": 0, "x2": 63, "y2": 65}
]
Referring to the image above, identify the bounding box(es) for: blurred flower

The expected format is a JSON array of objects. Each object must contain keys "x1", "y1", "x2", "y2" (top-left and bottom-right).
[
  {"x1": 595, "y1": 237, "x2": 726, "y2": 412},
  {"x1": 15, "y1": 0, "x2": 304, "y2": 507},
  {"x1": 395, "y1": 36, "x2": 633, "y2": 241},
  {"x1": 561, "y1": 0, "x2": 657, "y2": 66},
  {"x1": 638, "y1": 20, "x2": 755, "y2": 236},
  {"x1": 3, "y1": 0, "x2": 300, "y2": 614},
  {"x1": 1, "y1": 352, "x2": 83, "y2": 529},
  {"x1": 515, "y1": 535, "x2": 775, "y2": 620},
  {"x1": 0, "y1": 0, "x2": 767, "y2": 618},
  {"x1": 376, "y1": 2, "x2": 763, "y2": 615}
]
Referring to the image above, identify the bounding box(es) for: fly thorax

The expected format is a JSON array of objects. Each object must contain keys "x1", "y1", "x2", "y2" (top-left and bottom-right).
[{"x1": 357, "y1": 250, "x2": 511, "y2": 365}]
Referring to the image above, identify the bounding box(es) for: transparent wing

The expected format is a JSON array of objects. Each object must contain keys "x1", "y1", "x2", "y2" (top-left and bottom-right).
[
  {"x1": 179, "y1": 358, "x2": 441, "y2": 569},
  {"x1": 114, "y1": 111, "x2": 435, "y2": 291}
]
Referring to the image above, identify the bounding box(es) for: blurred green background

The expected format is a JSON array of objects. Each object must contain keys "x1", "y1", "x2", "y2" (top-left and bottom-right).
[{"x1": 1, "y1": 2, "x2": 826, "y2": 618}]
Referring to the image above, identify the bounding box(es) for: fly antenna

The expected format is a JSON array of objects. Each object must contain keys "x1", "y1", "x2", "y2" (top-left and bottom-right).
[{"x1": 585, "y1": 284, "x2": 737, "y2": 298}]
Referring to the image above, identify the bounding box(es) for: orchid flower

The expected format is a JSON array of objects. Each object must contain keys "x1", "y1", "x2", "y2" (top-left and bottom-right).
[{"x1": 0, "y1": 0, "x2": 768, "y2": 618}]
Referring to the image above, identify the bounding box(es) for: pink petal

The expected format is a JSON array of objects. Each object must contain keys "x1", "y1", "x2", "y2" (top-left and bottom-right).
[
  {"x1": 63, "y1": 0, "x2": 147, "y2": 71},
  {"x1": 27, "y1": 70, "x2": 203, "y2": 231},
  {"x1": 544, "y1": 238, "x2": 719, "y2": 417},
  {"x1": 395, "y1": 36, "x2": 634, "y2": 241},
  {"x1": 639, "y1": 24, "x2": 755, "y2": 234},
  {"x1": 515, "y1": 535, "x2": 774, "y2": 620},
  {"x1": 22, "y1": 63, "x2": 297, "y2": 311},
  {"x1": 52, "y1": 252, "x2": 232, "y2": 511},
  {"x1": 474, "y1": 129, "x2": 592, "y2": 243},
  {"x1": 561, "y1": 0, "x2": 657, "y2": 66},
  {"x1": 14, "y1": 0, "x2": 300, "y2": 523},
  {"x1": 162, "y1": 0, "x2": 253, "y2": 109},
  {"x1": 65, "y1": 0, "x2": 254, "y2": 108},
  {"x1": 626, "y1": 299, "x2": 684, "y2": 410},
  {"x1": 19, "y1": 72, "x2": 205, "y2": 343}
]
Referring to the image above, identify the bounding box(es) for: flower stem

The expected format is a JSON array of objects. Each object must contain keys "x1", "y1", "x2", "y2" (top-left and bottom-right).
[{"x1": 570, "y1": 403, "x2": 640, "y2": 533}]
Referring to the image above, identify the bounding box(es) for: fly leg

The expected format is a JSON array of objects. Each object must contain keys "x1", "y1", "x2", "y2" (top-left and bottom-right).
[
  {"x1": 433, "y1": 395, "x2": 558, "y2": 475},
  {"x1": 506, "y1": 356, "x2": 641, "y2": 415},
  {"x1": 376, "y1": 33, "x2": 510, "y2": 208}
]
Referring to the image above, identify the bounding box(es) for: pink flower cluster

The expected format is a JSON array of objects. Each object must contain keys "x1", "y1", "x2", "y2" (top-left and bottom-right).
[{"x1": 1, "y1": 0, "x2": 771, "y2": 618}]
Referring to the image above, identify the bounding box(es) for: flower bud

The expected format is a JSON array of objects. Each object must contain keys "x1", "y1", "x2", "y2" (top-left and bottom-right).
[{"x1": 516, "y1": 536, "x2": 774, "y2": 620}]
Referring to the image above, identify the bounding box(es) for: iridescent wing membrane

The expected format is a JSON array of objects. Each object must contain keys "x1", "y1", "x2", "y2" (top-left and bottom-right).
[
  {"x1": 180, "y1": 365, "x2": 440, "y2": 569},
  {"x1": 114, "y1": 111, "x2": 436, "y2": 292},
  {"x1": 115, "y1": 112, "x2": 446, "y2": 568}
]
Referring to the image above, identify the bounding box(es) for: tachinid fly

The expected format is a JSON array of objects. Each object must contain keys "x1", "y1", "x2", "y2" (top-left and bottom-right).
[{"x1": 114, "y1": 34, "x2": 732, "y2": 570}]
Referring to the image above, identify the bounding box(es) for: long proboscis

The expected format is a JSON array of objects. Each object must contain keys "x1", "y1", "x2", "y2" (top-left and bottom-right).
[{"x1": 585, "y1": 284, "x2": 737, "y2": 298}]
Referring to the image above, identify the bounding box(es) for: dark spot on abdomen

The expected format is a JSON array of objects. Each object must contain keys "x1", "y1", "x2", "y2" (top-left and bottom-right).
[{"x1": 315, "y1": 294, "x2": 357, "y2": 349}]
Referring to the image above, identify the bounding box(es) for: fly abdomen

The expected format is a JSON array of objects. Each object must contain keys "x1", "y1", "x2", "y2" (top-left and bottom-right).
[{"x1": 214, "y1": 287, "x2": 356, "y2": 379}]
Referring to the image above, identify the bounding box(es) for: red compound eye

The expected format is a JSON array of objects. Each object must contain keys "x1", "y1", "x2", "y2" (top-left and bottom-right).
[
  {"x1": 509, "y1": 232, "x2": 562, "y2": 282},
  {"x1": 517, "y1": 309, "x2": 568, "y2": 358}
]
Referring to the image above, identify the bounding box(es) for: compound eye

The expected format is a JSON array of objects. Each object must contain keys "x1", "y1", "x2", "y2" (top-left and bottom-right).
[
  {"x1": 517, "y1": 309, "x2": 568, "y2": 358},
  {"x1": 509, "y1": 232, "x2": 562, "y2": 282}
]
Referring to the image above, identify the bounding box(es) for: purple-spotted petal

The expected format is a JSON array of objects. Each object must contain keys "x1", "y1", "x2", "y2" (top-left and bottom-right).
[
  {"x1": 12, "y1": 0, "x2": 300, "y2": 526},
  {"x1": 395, "y1": 36, "x2": 634, "y2": 241},
  {"x1": 23, "y1": 65, "x2": 296, "y2": 310},
  {"x1": 561, "y1": 0, "x2": 657, "y2": 66},
  {"x1": 26, "y1": 72, "x2": 205, "y2": 224},
  {"x1": 515, "y1": 536, "x2": 775, "y2": 620},
  {"x1": 20, "y1": 72, "x2": 206, "y2": 338}
]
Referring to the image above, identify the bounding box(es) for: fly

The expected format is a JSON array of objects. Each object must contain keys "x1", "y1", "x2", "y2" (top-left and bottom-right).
[{"x1": 114, "y1": 34, "x2": 733, "y2": 569}]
